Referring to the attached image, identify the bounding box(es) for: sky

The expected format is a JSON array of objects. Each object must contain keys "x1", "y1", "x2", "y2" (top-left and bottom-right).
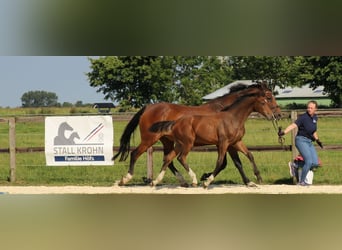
[{"x1": 0, "y1": 56, "x2": 107, "y2": 107}]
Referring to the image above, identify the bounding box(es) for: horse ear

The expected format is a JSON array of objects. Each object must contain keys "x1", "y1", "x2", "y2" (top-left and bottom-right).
[{"x1": 260, "y1": 81, "x2": 271, "y2": 90}]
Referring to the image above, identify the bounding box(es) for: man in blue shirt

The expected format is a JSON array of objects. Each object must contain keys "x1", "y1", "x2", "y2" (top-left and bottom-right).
[{"x1": 278, "y1": 100, "x2": 323, "y2": 186}]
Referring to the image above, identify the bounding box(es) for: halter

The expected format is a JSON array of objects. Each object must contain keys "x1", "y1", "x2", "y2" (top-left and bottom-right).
[{"x1": 263, "y1": 91, "x2": 284, "y2": 147}]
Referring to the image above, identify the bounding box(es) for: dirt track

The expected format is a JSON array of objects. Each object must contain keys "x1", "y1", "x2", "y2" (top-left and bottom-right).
[{"x1": 1, "y1": 184, "x2": 342, "y2": 194}]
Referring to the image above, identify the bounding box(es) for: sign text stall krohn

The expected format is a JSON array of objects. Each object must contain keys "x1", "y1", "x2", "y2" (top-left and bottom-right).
[{"x1": 45, "y1": 116, "x2": 113, "y2": 166}]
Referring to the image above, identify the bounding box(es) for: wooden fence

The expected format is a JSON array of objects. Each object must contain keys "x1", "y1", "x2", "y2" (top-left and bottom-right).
[{"x1": 1, "y1": 110, "x2": 341, "y2": 182}]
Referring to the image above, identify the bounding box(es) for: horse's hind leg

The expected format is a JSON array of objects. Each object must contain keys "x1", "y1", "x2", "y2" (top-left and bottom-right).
[
  {"x1": 119, "y1": 143, "x2": 151, "y2": 186},
  {"x1": 160, "y1": 137, "x2": 188, "y2": 187},
  {"x1": 151, "y1": 149, "x2": 178, "y2": 186},
  {"x1": 245, "y1": 151, "x2": 262, "y2": 184},
  {"x1": 177, "y1": 148, "x2": 198, "y2": 187}
]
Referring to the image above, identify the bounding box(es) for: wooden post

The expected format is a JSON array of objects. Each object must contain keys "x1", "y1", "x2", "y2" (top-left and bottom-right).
[
  {"x1": 291, "y1": 111, "x2": 298, "y2": 160},
  {"x1": 9, "y1": 117, "x2": 16, "y2": 182},
  {"x1": 146, "y1": 147, "x2": 153, "y2": 180}
]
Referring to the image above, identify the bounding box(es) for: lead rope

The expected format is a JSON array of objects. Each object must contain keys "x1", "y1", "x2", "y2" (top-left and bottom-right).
[{"x1": 271, "y1": 116, "x2": 285, "y2": 147}]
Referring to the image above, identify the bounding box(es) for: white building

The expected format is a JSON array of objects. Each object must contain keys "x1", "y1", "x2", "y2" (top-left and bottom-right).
[{"x1": 202, "y1": 80, "x2": 331, "y2": 107}]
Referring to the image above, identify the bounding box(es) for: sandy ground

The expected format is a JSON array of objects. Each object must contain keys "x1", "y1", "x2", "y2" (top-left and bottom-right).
[{"x1": 1, "y1": 184, "x2": 342, "y2": 194}]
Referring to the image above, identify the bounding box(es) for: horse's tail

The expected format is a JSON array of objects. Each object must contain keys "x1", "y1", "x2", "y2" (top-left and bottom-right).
[
  {"x1": 112, "y1": 106, "x2": 147, "y2": 162},
  {"x1": 149, "y1": 121, "x2": 175, "y2": 135}
]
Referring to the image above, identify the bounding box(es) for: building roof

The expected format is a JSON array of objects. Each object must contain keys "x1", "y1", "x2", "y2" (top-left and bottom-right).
[
  {"x1": 274, "y1": 84, "x2": 327, "y2": 99},
  {"x1": 93, "y1": 102, "x2": 115, "y2": 114},
  {"x1": 202, "y1": 80, "x2": 255, "y2": 100},
  {"x1": 202, "y1": 80, "x2": 328, "y2": 100},
  {"x1": 93, "y1": 102, "x2": 115, "y2": 109}
]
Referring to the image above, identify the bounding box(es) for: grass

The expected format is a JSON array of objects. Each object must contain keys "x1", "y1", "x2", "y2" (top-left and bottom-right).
[{"x1": 0, "y1": 107, "x2": 341, "y2": 186}]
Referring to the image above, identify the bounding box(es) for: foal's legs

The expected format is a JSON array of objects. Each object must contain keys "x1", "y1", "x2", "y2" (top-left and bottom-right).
[
  {"x1": 200, "y1": 154, "x2": 227, "y2": 181},
  {"x1": 119, "y1": 128, "x2": 164, "y2": 185},
  {"x1": 150, "y1": 148, "x2": 179, "y2": 186},
  {"x1": 119, "y1": 135, "x2": 186, "y2": 186},
  {"x1": 176, "y1": 147, "x2": 198, "y2": 187},
  {"x1": 151, "y1": 142, "x2": 197, "y2": 187},
  {"x1": 159, "y1": 137, "x2": 188, "y2": 187},
  {"x1": 203, "y1": 145, "x2": 228, "y2": 188},
  {"x1": 200, "y1": 141, "x2": 261, "y2": 187}
]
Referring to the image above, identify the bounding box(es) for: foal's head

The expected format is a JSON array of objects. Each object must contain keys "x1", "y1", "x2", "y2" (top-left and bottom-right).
[
  {"x1": 219, "y1": 83, "x2": 281, "y2": 120},
  {"x1": 252, "y1": 84, "x2": 281, "y2": 120}
]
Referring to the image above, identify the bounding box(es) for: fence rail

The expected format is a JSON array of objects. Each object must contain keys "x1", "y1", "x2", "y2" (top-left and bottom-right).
[
  {"x1": 1, "y1": 110, "x2": 341, "y2": 182},
  {"x1": 3, "y1": 144, "x2": 342, "y2": 153}
]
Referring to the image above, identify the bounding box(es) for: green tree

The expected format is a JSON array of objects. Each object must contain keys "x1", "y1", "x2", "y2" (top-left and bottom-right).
[
  {"x1": 87, "y1": 56, "x2": 232, "y2": 107},
  {"x1": 62, "y1": 102, "x2": 73, "y2": 107},
  {"x1": 87, "y1": 56, "x2": 175, "y2": 108},
  {"x1": 75, "y1": 101, "x2": 84, "y2": 107},
  {"x1": 229, "y1": 56, "x2": 296, "y2": 91},
  {"x1": 21, "y1": 90, "x2": 58, "y2": 107},
  {"x1": 174, "y1": 56, "x2": 233, "y2": 105},
  {"x1": 298, "y1": 56, "x2": 342, "y2": 107}
]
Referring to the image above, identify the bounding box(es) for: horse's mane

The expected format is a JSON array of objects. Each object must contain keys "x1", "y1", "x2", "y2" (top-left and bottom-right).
[
  {"x1": 220, "y1": 83, "x2": 268, "y2": 111},
  {"x1": 229, "y1": 82, "x2": 268, "y2": 94},
  {"x1": 207, "y1": 82, "x2": 269, "y2": 104},
  {"x1": 229, "y1": 83, "x2": 252, "y2": 93}
]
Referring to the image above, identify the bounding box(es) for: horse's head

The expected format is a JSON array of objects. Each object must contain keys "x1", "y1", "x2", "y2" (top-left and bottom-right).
[
  {"x1": 263, "y1": 88, "x2": 282, "y2": 120},
  {"x1": 252, "y1": 84, "x2": 282, "y2": 121},
  {"x1": 59, "y1": 122, "x2": 73, "y2": 131},
  {"x1": 219, "y1": 83, "x2": 282, "y2": 121}
]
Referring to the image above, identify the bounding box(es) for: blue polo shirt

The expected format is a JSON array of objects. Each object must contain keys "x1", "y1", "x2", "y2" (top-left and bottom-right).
[{"x1": 295, "y1": 111, "x2": 318, "y2": 141}]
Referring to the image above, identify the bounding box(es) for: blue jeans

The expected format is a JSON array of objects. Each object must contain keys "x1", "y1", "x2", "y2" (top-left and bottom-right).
[{"x1": 295, "y1": 136, "x2": 319, "y2": 183}]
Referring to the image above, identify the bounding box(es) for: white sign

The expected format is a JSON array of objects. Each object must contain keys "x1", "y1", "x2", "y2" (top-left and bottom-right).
[{"x1": 45, "y1": 116, "x2": 113, "y2": 166}]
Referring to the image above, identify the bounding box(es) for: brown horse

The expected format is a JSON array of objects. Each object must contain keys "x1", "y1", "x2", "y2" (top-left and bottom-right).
[
  {"x1": 149, "y1": 84, "x2": 281, "y2": 188},
  {"x1": 114, "y1": 82, "x2": 280, "y2": 186}
]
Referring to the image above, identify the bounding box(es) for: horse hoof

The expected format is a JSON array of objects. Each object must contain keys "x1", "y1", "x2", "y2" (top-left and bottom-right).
[
  {"x1": 200, "y1": 173, "x2": 211, "y2": 181},
  {"x1": 180, "y1": 183, "x2": 189, "y2": 188},
  {"x1": 118, "y1": 179, "x2": 125, "y2": 186},
  {"x1": 247, "y1": 182, "x2": 258, "y2": 187},
  {"x1": 191, "y1": 183, "x2": 198, "y2": 187},
  {"x1": 142, "y1": 177, "x2": 152, "y2": 184}
]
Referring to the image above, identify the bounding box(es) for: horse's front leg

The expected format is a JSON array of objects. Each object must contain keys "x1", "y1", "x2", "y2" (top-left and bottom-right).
[
  {"x1": 200, "y1": 153, "x2": 227, "y2": 181},
  {"x1": 203, "y1": 145, "x2": 227, "y2": 188},
  {"x1": 177, "y1": 148, "x2": 198, "y2": 187},
  {"x1": 231, "y1": 141, "x2": 262, "y2": 185}
]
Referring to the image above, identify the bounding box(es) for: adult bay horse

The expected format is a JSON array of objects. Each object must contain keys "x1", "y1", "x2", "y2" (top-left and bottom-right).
[
  {"x1": 114, "y1": 82, "x2": 279, "y2": 186},
  {"x1": 149, "y1": 84, "x2": 281, "y2": 188}
]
